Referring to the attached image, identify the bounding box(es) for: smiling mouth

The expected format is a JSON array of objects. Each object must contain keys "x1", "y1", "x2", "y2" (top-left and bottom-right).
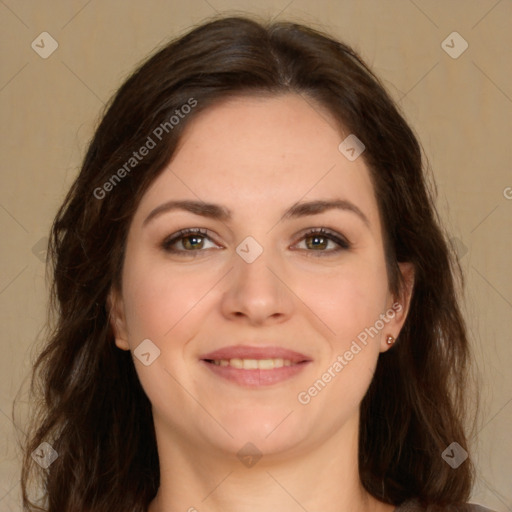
[
  {"x1": 204, "y1": 358, "x2": 304, "y2": 369},
  {"x1": 199, "y1": 345, "x2": 312, "y2": 386},
  {"x1": 201, "y1": 357, "x2": 311, "y2": 387}
]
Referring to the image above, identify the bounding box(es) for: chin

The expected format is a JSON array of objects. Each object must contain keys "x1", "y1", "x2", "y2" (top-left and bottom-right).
[{"x1": 211, "y1": 407, "x2": 310, "y2": 455}]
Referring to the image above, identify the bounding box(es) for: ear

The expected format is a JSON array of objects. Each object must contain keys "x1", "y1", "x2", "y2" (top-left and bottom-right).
[
  {"x1": 107, "y1": 287, "x2": 130, "y2": 351},
  {"x1": 380, "y1": 262, "x2": 415, "y2": 352}
]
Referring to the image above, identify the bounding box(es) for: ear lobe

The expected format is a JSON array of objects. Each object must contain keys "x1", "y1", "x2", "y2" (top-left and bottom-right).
[
  {"x1": 107, "y1": 288, "x2": 130, "y2": 351},
  {"x1": 380, "y1": 262, "x2": 415, "y2": 352}
]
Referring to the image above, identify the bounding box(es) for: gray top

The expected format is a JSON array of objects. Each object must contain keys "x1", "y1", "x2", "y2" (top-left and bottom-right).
[{"x1": 395, "y1": 501, "x2": 496, "y2": 511}]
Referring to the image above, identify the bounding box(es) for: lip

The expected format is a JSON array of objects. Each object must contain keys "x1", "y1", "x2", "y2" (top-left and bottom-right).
[
  {"x1": 200, "y1": 345, "x2": 311, "y2": 363},
  {"x1": 199, "y1": 345, "x2": 312, "y2": 387}
]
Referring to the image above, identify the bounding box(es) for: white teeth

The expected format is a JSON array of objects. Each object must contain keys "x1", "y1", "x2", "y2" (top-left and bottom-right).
[
  {"x1": 258, "y1": 359, "x2": 275, "y2": 370},
  {"x1": 243, "y1": 359, "x2": 259, "y2": 370},
  {"x1": 230, "y1": 358, "x2": 244, "y2": 369},
  {"x1": 210, "y1": 358, "x2": 297, "y2": 369}
]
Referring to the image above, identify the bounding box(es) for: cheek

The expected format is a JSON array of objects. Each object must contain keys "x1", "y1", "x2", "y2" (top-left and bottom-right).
[
  {"x1": 119, "y1": 255, "x2": 212, "y2": 409},
  {"x1": 121, "y1": 253, "x2": 211, "y2": 345},
  {"x1": 295, "y1": 263, "x2": 388, "y2": 417},
  {"x1": 295, "y1": 255, "x2": 390, "y2": 344}
]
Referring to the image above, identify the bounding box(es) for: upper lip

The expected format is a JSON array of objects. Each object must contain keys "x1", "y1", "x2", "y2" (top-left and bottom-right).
[{"x1": 200, "y1": 345, "x2": 311, "y2": 363}]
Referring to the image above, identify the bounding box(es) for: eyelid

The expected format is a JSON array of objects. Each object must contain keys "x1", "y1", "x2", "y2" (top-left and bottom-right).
[
  {"x1": 161, "y1": 226, "x2": 351, "y2": 257},
  {"x1": 161, "y1": 228, "x2": 221, "y2": 253},
  {"x1": 290, "y1": 227, "x2": 351, "y2": 254}
]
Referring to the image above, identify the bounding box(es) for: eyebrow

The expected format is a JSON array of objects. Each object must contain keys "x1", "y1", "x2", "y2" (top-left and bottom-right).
[{"x1": 143, "y1": 198, "x2": 370, "y2": 228}]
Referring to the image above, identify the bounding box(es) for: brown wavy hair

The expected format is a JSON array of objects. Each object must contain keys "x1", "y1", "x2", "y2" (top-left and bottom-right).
[{"x1": 20, "y1": 15, "x2": 477, "y2": 512}]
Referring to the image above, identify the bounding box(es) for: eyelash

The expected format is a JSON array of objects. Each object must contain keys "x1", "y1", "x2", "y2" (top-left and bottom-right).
[{"x1": 160, "y1": 227, "x2": 351, "y2": 257}]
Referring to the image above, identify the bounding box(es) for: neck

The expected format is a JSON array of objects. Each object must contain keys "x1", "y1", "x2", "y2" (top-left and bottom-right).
[{"x1": 147, "y1": 414, "x2": 395, "y2": 512}]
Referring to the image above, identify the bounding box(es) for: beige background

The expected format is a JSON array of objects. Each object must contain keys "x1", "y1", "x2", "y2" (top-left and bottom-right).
[{"x1": 1, "y1": 1, "x2": 511, "y2": 510}]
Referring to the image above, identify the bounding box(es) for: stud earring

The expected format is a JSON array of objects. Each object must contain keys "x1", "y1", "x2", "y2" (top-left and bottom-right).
[{"x1": 386, "y1": 335, "x2": 395, "y2": 345}]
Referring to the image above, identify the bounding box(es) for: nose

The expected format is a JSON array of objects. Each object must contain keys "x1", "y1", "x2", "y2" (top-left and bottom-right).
[{"x1": 220, "y1": 243, "x2": 294, "y2": 326}]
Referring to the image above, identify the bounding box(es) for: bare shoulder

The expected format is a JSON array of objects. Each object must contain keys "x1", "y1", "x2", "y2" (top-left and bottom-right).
[{"x1": 395, "y1": 501, "x2": 497, "y2": 512}]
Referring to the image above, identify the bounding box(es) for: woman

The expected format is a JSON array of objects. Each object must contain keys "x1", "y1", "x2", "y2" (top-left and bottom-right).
[{"x1": 21, "y1": 15, "x2": 494, "y2": 512}]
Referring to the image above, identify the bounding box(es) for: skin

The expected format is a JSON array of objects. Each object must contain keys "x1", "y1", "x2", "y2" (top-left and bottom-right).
[{"x1": 109, "y1": 93, "x2": 414, "y2": 512}]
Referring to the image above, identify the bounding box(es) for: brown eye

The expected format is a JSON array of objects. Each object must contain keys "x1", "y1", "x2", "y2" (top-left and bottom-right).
[
  {"x1": 304, "y1": 234, "x2": 329, "y2": 250},
  {"x1": 161, "y1": 228, "x2": 218, "y2": 255},
  {"x1": 180, "y1": 234, "x2": 206, "y2": 250},
  {"x1": 294, "y1": 228, "x2": 351, "y2": 256}
]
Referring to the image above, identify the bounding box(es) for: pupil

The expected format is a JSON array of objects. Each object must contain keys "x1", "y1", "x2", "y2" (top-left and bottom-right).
[
  {"x1": 185, "y1": 236, "x2": 203, "y2": 249},
  {"x1": 309, "y1": 236, "x2": 326, "y2": 250}
]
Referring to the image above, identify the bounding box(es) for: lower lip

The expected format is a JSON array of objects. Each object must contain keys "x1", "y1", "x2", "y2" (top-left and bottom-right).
[{"x1": 201, "y1": 360, "x2": 311, "y2": 387}]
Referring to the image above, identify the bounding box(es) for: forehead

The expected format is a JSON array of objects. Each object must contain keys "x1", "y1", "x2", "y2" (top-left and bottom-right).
[
  {"x1": 134, "y1": 93, "x2": 380, "y2": 229},
  {"x1": 174, "y1": 93, "x2": 347, "y2": 173}
]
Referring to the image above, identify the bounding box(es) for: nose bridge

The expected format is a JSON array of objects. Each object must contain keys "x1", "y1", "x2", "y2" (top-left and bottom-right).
[
  {"x1": 236, "y1": 244, "x2": 274, "y2": 285},
  {"x1": 221, "y1": 235, "x2": 292, "y2": 322}
]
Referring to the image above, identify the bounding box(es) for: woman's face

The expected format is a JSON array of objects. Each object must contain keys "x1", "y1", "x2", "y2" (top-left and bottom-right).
[{"x1": 110, "y1": 93, "x2": 411, "y2": 459}]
